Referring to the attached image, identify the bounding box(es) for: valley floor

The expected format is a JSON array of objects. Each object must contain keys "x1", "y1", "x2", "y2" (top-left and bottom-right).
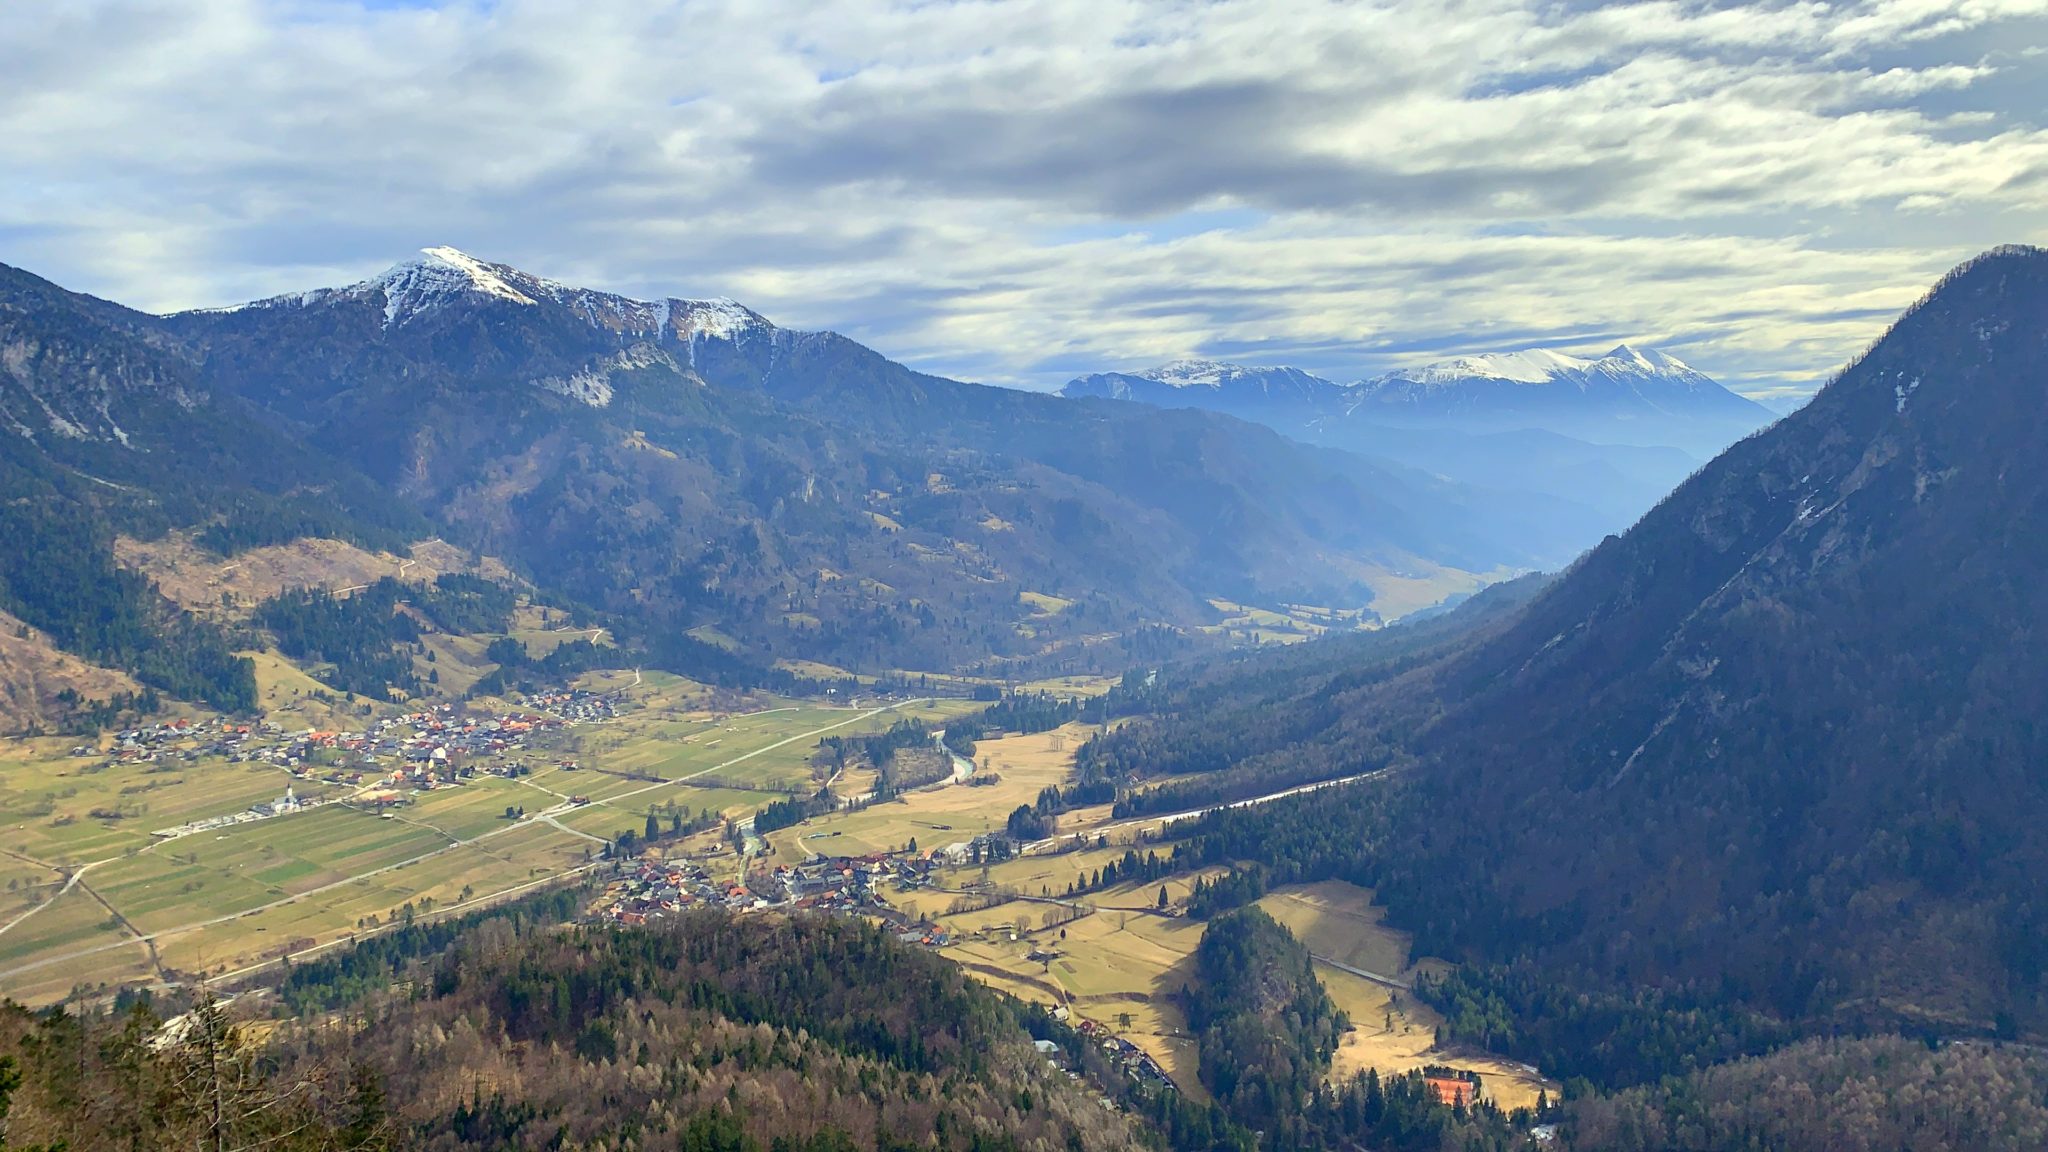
[
  {"x1": 0, "y1": 676, "x2": 1553, "y2": 1113},
  {"x1": 0, "y1": 672, "x2": 977, "y2": 1003}
]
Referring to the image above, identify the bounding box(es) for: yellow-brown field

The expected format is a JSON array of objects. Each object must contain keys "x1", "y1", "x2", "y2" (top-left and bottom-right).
[
  {"x1": 243, "y1": 648, "x2": 374, "y2": 730},
  {"x1": 759, "y1": 723, "x2": 1106, "y2": 865},
  {"x1": 1256, "y1": 881, "x2": 1415, "y2": 977},
  {"x1": 0, "y1": 610, "x2": 144, "y2": 734},
  {"x1": 740, "y1": 723, "x2": 1557, "y2": 1107},
  {"x1": 112, "y1": 533, "x2": 523, "y2": 623},
  {"x1": 1255, "y1": 881, "x2": 1557, "y2": 1112},
  {"x1": 750, "y1": 735, "x2": 1547, "y2": 1107},
  {"x1": 940, "y1": 904, "x2": 1210, "y2": 1101}
]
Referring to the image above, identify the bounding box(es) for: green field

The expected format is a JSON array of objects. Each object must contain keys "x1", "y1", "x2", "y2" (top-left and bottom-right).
[
  {"x1": 0, "y1": 738, "x2": 322, "y2": 867},
  {"x1": 86, "y1": 807, "x2": 454, "y2": 935},
  {"x1": 402, "y1": 778, "x2": 543, "y2": 841},
  {"x1": 0, "y1": 683, "x2": 981, "y2": 1005}
]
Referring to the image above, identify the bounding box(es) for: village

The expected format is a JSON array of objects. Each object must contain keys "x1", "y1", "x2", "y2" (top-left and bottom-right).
[
  {"x1": 590, "y1": 842, "x2": 1180, "y2": 1094},
  {"x1": 86, "y1": 687, "x2": 617, "y2": 773},
  {"x1": 107, "y1": 688, "x2": 627, "y2": 839}
]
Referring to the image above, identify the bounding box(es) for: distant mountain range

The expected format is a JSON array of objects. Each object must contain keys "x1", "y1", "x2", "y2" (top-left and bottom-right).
[
  {"x1": 1065, "y1": 358, "x2": 1347, "y2": 422},
  {"x1": 1065, "y1": 346, "x2": 1776, "y2": 537},
  {"x1": 1354, "y1": 344, "x2": 1771, "y2": 441},
  {"x1": 0, "y1": 246, "x2": 1621, "y2": 719},
  {"x1": 1067, "y1": 345, "x2": 1773, "y2": 448}
]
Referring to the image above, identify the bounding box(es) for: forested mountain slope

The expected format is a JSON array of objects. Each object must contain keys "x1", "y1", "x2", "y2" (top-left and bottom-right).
[
  {"x1": 0, "y1": 264, "x2": 426, "y2": 718},
  {"x1": 0, "y1": 908, "x2": 1153, "y2": 1152},
  {"x1": 1565, "y1": 1036, "x2": 2048, "y2": 1152},
  {"x1": 1387, "y1": 245, "x2": 2048, "y2": 1033},
  {"x1": 0, "y1": 247, "x2": 1597, "y2": 710},
  {"x1": 164, "y1": 249, "x2": 1586, "y2": 638}
]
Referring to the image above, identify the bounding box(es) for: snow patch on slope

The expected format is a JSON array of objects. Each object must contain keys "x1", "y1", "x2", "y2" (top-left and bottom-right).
[
  {"x1": 1390, "y1": 348, "x2": 1590, "y2": 386},
  {"x1": 532, "y1": 343, "x2": 683, "y2": 409},
  {"x1": 539, "y1": 370, "x2": 614, "y2": 408},
  {"x1": 676, "y1": 298, "x2": 759, "y2": 341}
]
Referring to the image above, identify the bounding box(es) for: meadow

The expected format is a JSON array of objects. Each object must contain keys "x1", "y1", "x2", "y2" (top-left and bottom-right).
[
  {"x1": 1255, "y1": 881, "x2": 1557, "y2": 1112},
  {"x1": 0, "y1": 675, "x2": 972, "y2": 1005},
  {"x1": 739, "y1": 722, "x2": 1556, "y2": 1107}
]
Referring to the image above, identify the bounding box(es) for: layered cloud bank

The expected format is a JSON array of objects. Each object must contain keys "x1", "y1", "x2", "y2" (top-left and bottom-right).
[{"x1": 3, "y1": 0, "x2": 2045, "y2": 402}]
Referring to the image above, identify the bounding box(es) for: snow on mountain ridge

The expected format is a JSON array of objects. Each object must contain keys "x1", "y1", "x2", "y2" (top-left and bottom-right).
[
  {"x1": 174, "y1": 249, "x2": 778, "y2": 413},
  {"x1": 1110, "y1": 346, "x2": 1709, "y2": 396},
  {"x1": 181, "y1": 247, "x2": 771, "y2": 342},
  {"x1": 1144, "y1": 358, "x2": 1255, "y2": 389},
  {"x1": 1344, "y1": 342, "x2": 1772, "y2": 443},
  {"x1": 374, "y1": 246, "x2": 539, "y2": 325},
  {"x1": 1395, "y1": 348, "x2": 1587, "y2": 385},
  {"x1": 1130, "y1": 358, "x2": 1339, "y2": 392},
  {"x1": 1367, "y1": 345, "x2": 1704, "y2": 390}
]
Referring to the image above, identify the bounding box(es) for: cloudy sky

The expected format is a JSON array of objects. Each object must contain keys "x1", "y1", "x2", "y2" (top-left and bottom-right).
[{"x1": 4, "y1": 0, "x2": 2046, "y2": 401}]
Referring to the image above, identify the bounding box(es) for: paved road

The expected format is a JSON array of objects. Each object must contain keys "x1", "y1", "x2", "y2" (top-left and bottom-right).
[
  {"x1": 577, "y1": 699, "x2": 923, "y2": 815},
  {"x1": 1022, "y1": 765, "x2": 1398, "y2": 856},
  {"x1": 1311, "y1": 953, "x2": 1413, "y2": 991},
  {"x1": 0, "y1": 866, "x2": 88, "y2": 940},
  {"x1": 539, "y1": 814, "x2": 609, "y2": 845}
]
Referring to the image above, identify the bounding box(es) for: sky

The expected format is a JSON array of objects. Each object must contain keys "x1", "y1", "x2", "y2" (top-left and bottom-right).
[{"x1": 3, "y1": 1, "x2": 2047, "y2": 402}]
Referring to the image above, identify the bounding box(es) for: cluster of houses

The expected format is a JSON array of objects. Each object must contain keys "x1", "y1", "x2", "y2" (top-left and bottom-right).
[
  {"x1": 233, "y1": 695, "x2": 612, "y2": 783},
  {"x1": 85, "y1": 686, "x2": 621, "y2": 778},
  {"x1": 597, "y1": 859, "x2": 758, "y2": 923},
  {"x1": 1068, "y1": 1015, "x2": 1176, "y2": 1089},
  {"x1": 515, "y1": 688, "x2": 621, "y2": 725},
  {"x1": 1029, "y1": 1014, "x2": 1177, "y2": 1096},
  {"x1": 104, "y1": 687, "x2": 632, "y2": 838},
  {"x1": 594, "y1": 851, "x2": 951, "y2": 942},
  {"x1": 79, "y1": 716, "x2": 272, "y2": 766},
  {"x1": 357, "y1": 691, "x2": 617, "y2": 775},
  {"x1": 360, "y1": 703, "x2": 561, "y2": 768},
  {"x1": 592, "y1": 845, "x2": 1196, "y2": 1096}
]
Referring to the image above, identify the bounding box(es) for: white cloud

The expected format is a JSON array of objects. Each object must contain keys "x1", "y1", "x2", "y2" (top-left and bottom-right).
[{"x1": 1, "y1": 0, "x2": 2043, "y2": 399}]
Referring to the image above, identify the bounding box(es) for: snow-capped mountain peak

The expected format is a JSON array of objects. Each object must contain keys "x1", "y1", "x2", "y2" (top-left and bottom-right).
[
  {"x1": 1347, "y1": 342, "x2": 1773, "y2": 451},
  {"x1": 1396, "y1": 348, "x2": 1589, "y2": 386},
  {"x1": 181, "y1": 248, "x2": 774, "y2": 345},
  {"x1": 369, "y1": 246, "x2": 539, "y2": 325},
  {"x1": 1136, "y1": 358, "x2": 1342, "y2": 391},
  {"x1": 1602, "y1": 343, "x2": 1693, "y2": 373},
  {"x1": 1363, "y1": 344, "x2": 1718, "y2": 392},
  {"x1": 171, "y1": 249, "x2": 783, "y2": 410},
  {"x1": 1144, "y1": 358, "x2": 1248, "y2": 389},
  {"x1": 192, "y1": 245, "x2": 544, "y2": 327},
  {"x1": 1061, "y1": 342, "x2": 1769, "y2": 456}
]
